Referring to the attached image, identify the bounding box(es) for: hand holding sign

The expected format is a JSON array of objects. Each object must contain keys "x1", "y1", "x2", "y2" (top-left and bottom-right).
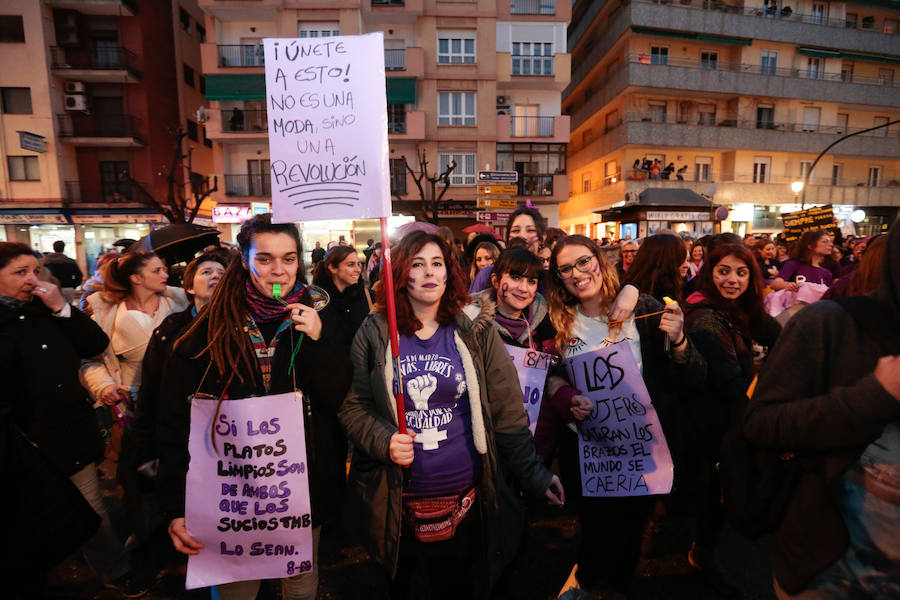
[{"x1": 169, "y1": 517, "x2": 204, "y2": 556}]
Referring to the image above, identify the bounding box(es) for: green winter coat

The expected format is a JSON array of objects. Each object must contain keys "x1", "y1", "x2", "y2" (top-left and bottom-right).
[{"x1": 338, "y1": 306, "x2": 554, "y2": 591}]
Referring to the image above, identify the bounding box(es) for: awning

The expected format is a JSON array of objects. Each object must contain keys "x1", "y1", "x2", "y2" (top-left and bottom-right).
[
  {"x1": 205, "y1": 74, "x2": 266, "y2": 101},
  {"x1": 632, "y1": 26, "x2": 752, "y2": 46},
  {"x1": 797, "y1": 47, "x2": 900, "y2": 65},
  {"x1": 386, "y1": 78, "x2": 416, "y2": 105},
  {"x1": 797, "y1": 48, "x2": 841, "y2": 58},
  {"x1": 638, "y1": 188, "x2": 713, "y2": 206}
]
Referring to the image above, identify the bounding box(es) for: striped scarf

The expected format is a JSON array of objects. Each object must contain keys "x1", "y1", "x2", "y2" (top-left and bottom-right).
[
  {"x1": 246, "y1": 315, "x2": 292, "y2": 392},
  {"x1": 244, "y1": 279, "x2": 307, "y2": 322}
]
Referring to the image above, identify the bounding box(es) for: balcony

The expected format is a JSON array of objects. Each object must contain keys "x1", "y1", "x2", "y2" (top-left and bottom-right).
[
  {"x1": 198, "y1": 0, "x2": 280, "y2": 21},
  {"x1": 45, "y1": 0, "x2": 137, "y2": 16},
  {"x1": 569, "y1": 54, "x2": 899, "y2": 130},
  {"x1": 497, "y1": 115, "x2": 570, "y2": 142},
  {"x1": 56, "y1": 114, "x2": 144, "y2": 147},
  {"x1": 222, "y1": 109, "x2": 268, "y2": 133},
  {"x1": 217, "y1": 45, "x2": 264, "y2": 68},
  {"x1": 388, "y1": 110, "x2": 425, "y2": 140},
  {"x1": 50, "y1": 46, "x2": 140, "y2": 82},
  {"x1": 510, "y1": 0, "x2": 555, "y2": 15},
  {"x1": 384, "y1": 47, "x2": 424, "y2": 78},
  {"x1": 225, "y1": 174, "x2": 271, "y2": 198},
  {"x1": 367, "y1": 0, "x2": 422, "y2": 23},
  {"x1": 498, "y1": 53, "x2": 571, "y2": 89}
]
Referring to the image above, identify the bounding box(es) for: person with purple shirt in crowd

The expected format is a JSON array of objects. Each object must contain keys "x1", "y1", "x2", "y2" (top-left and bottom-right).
[
  {"x1": 339, "y1": 232, "x2": 564, "y2": 600},
  {"x1": 771, "y1": 230, "x2": 839, "y2": 291}
]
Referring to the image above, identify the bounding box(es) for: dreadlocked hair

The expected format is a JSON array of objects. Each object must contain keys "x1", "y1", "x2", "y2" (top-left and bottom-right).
[{"x1": 175, "y1": 214, "x2": 303, "y2": 386}]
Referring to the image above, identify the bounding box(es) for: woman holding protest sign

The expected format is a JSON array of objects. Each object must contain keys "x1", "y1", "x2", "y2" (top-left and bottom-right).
[
  {"x1": 682, "y1": 243, "x2": 780, "y2": 596},
  {"x1": 156, "y1": 214, "x2": 351, "y2": 600},
  {"x1": 544, "y1": 235, "x2": 705, "y2": 597},
  {"x1": 339, "y1": 231, "x2": 564, "y2": 600},
  {"x1": 770, "y1": 230, "x2": 839, "y2": 290}
]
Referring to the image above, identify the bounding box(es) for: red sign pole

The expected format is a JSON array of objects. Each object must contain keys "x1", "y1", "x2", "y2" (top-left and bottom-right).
[{"x1": 379, "y1": 217, "x2": 406, "y2": 434}]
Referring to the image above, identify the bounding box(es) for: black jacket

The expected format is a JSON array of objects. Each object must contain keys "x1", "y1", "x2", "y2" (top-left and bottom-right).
[
  {"x1": 156, "y1": 304, "x2": 352, "y2": 527},
  {"x1": 744, "y1": 219, "x2": 900, "y2": 594},
  {"x1": 0, "y1": 298, "x2": 109, "y2": 475},
  {"x1": 42, "y1": 253, "x2": 83, "y2": 288},
  {"x1": 314, "y1": 277, "x2": 370, "y2": 348}
]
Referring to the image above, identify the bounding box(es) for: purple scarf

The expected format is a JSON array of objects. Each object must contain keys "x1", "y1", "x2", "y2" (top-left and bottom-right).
[{"x1": 244, "y1": 279, "x2": 307, "y2": 322}]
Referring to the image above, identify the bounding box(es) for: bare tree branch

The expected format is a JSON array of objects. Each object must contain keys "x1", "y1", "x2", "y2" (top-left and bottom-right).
[{"x1": 400, "y1": 151, "x2": 456, "y2": 225}]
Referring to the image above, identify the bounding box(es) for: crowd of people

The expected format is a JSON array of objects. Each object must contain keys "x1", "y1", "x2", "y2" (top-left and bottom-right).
[{"x1": 1, "y1": 209, "x2": 897, "y2": 600}]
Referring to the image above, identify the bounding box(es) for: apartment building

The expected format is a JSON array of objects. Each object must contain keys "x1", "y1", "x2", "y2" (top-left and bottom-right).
[
  {"x1": 562, "y1": 0, "x2": 900, "y2": 240},
  {"x1": 0, "y1": 0, "x2": 211, "y2": 272},
  {"x1": 199, "y1": 0, "x2": 571, "y2": 242}
]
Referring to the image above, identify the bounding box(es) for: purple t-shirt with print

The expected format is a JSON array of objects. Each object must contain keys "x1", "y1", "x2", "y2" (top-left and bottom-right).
[
  {"x1": 399, "y1": 324, "x2": 481, "y2": 496},
  {"x1": 778, "y1": 259, "x2": 835, "y2": 286}
]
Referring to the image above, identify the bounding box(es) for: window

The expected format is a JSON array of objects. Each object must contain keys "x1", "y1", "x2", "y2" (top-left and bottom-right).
[
  {"x1": 604, "y1": 110, "x2": 619, "y2": 132},
  {"x1": 390, "y1": 158, "x2": 407, "y2": 195},
  {"x1": 761, "y1": 50, "x2": 777, "y2": 75},
  {"x1": 753, "y1": 157, "x2": 771, "y2": 183},
  {"x1": 874, "y1": 116, "x2": 890, "y2": 137},
  {"x1": 0, "y1": 15, "x2": 25, "y2": 42},
  {"x1": 806, "y1": 58, "x2": 822, "y2": 80},
  {"x1": 648, "y1": 101, "x2": 667, "y2": 123},
  {"x1": 802, "y1": 106, "x2": 820, "y2": 132},
  {"x1": 811, "y1": 3, "x2": 826, "y2": 24},
  {"x1": 298, "y1": 22, "x2": 339, "y2": 38},
  {"x1": 196, "y1": 25, "x2": 206, "y2": 44},
  {"x1": 878, "y1": 69, "x2": 894, "y2": 86},
  {"x1": 763, "y1": 0, "x2": 778, "y2": 17},
  {"x1": 604, "y1": 161, "x2": 619, "y2": 185},
  {"x1": 581, "y1": 128, "x2": 593, "y2": 146},
  {"x1": 496, "y1": 143, "x2": 567, "y2": 196},
  {"x1": 387, "y1": 103, "x2": 406, "y2": 134},
  {"x1": 846, "y1": 13, "x2": 858, "y2": 28},
  {"x1": 840, "y1": 62, "x2": 853, "y2": 82},
  {"x1": 884, "y1": 19, "x2": 897, "y2": 34},
  {"x1": 756, "y1": 104, "x2": 775, "y2": 129},
  {"x1": 695, "y1": 157, "x2": 712, "y2": 182},
  {"x1": 7, "y1": 156, "x2": 38, "y2": 181},
  {"x1": 512, "y1": 42, "x2": 553, "y2": 75},
  {"x1": 799, "y1": 161, "x2": 813, "y2": 180},
  {"x1": 100, "y1": 161, "x2": 130, "y2": 200},
  {"x1": 179, "y1": 8, "x2": 191, "y2": 33},
  {"x1": 698, "y1": 104, "x2": 716, "y2": 126},
  {"x1": 186, "y1": 119, "x2": 198, "y2": 141},
  {"x1": 437, "y1": 32, "x2": 476, "y2": 64},
  {"x1": 836, "y1": 113, "x2": 848, "y2": 135},
  {"x1": 438, "y1": 92, "x2": 476, "y2": 126},
  {"x1": 199, "y1": 75, "x2": 206, "y2": 94},
  {"x1": 1, "y1": 87, "x2": 32, "y2": 114},
  {"x1": 183, "y1": 64, "x2": 195, "y2": 87},
  {"x1": 650, "y1": 46, "x2": 668, "y2": 65},
  {"x1": 701, "y1": 51, "x2": 717, "y2": 70},
  {"x1": 439, "y1": 152, "x2": 476, "y2": 185},
  {"x1": 831, "y1": 163, "x2": 843, "y2": 186},
  {"x1": 581, "y1": 172, "x2": 591, "y2": 193},
  {"x1": 867, "y1": 166, "x2": 883, "y2": 187},
  {"x1": 203, "y1": 126, "x2": 212, "y2": 148}
]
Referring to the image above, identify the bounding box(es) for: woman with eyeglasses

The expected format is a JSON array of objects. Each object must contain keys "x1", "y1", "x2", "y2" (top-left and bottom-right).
[
  {"x1": 616, "y1": 240, "x2": 639, "y2": 282},
  {"x1": 544, "y1": 235, "x2": 706, "y2": 598}
]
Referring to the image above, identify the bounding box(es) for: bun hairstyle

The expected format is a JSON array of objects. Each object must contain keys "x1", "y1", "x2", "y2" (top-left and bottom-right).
[
  {"x1": 100, "y1": 250, "x2": 159, "y2": 304},
  {"x1": 313, "y1": 244, "x2": 357, "y2": 286}
]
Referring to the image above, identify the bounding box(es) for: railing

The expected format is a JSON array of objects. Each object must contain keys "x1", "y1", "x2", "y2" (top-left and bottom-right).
[
  {"x1": 638, "y1": 0, "x2": 895, "y2": 35},
  {"x1": 614, "y1": 167, "x2": 893, "y2": 187},
  {"x1": 63, "y1": 181, "x2": 81, "y2": 203},
  {"x1": 221, "y1": 109, "x2": 268, "y2": 132},
  {"x1": 626, "y1": 52, "x2": 900, "y2": 87},
  {"x1": 518, "y1": 174, "x2": 554, "y2": 196},
  {"x1": 50, "y1": 46, "x2": 139, "y2": 73},
  {"x1": 225, "y1": 174, "x2": 271, "y2": 197},
  {"x1": 384, "y1": 49, "x2": 406, "y2": 71},
  {"x1": 101, "y1": 181, "x2": 148, "y2": 203},
  {"x1": 388, "y1": 119, "x2": 407, "y2": 134},
  {"x1": 619, "y1": 111, "x2": 898, "y2": 136},
  {"x1": 510, "y1": 116, "x2": 555, "y2": 137},
  {"x1": 511, "y1": 0, "x2": 555, "y2": 15},
  {"x1": 217, "y1": 45, "x2": 264, "y2": 67},
  {"x1": 372, "y1": 0, "x2": 405, "y2": 5},
  {"x1": 57, "y1": 114, "x2": 143, "y2": 139},
  {"x1": 390, "y1": 170, "x2": 407, "y2": 195}
]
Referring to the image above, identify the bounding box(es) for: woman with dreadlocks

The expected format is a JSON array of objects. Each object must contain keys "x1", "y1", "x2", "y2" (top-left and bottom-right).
[{"x1": 156, "y1": 214, "x2": 351, "y2": 600}]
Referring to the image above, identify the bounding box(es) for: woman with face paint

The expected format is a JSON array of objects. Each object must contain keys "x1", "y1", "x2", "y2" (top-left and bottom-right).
[
  {"x1": 469, "y1": 207, "x2": 546, "y2": 293},
  {"x1": 543, "y1": 235, "x2": 706, "y2": 598},
  {"x1": 156, "y1": 215, "x2": 351, "y2": 600},
  {"x1": 682, "y1": 244, "x2": 780, "y2": 597},
  {"x1": 340, "y1": 231, "x2": 564, "y2": 600}
]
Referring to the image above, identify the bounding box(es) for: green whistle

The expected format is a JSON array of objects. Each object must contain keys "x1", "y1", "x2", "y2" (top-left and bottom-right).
[{"x1": 272, "y1": 283, "x2": 282, "y2": 298}]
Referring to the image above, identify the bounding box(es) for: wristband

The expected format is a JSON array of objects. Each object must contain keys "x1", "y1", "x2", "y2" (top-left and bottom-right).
[{"x1": 672, "y1": 333, "x2": 687, "y2": 348}]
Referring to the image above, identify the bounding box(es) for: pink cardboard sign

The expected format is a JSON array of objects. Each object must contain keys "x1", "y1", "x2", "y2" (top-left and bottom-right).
[
  {"x1": 563, "y1": 342, "x2": 674, "y2": 497},
  {"x1": 184, "y1": 392, "x2": 313, "y2": 589}
]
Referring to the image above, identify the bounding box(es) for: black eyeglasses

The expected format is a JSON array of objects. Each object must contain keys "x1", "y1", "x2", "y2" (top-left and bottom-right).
[{"x1": 556, "y1": 255, "x2": 596, "y2": 279}]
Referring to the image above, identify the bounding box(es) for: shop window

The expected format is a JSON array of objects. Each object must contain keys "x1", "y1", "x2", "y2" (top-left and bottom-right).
[
  {"x1": 0, "y1": 15, "x2": 25, "y2": 42},
  {"x1": 7, "y1": 156, "x2": 39, "y2": 181},
  {"x1": 439, "y1": 152, "x2": 476, "y2": 185},
  {"x1": 438, "y1": 32, "x2": 476, "y2": 64},
  {"x1": 1, "y1": 87, "x2": 31, "y2": 114}
]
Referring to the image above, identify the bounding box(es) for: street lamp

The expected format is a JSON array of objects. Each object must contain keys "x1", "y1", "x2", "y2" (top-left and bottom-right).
[{"x1": 791, "y1": 180, "x2": 805, "y2": 209}]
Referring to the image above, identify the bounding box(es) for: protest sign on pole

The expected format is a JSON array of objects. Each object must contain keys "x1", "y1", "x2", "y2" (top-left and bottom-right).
[
  {"x1": 505, "y1": 345, "x2": 552, "y2": 435},
  {"x1": 563, "y1": 343, "x2": 673, "y2": 497},
  {"x1": 264, "y1": 33, "x2": 390, "y2": 224},
  {"x1": 184, "y1": 393, "x2": 313, "y2": 589},
  {"x1": 781, "y1": 204, "x2": 834, "y2": 243}
]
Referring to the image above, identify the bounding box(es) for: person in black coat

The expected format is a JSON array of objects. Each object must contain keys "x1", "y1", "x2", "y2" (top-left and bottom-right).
[
  {"x1": 156, "y1": 215, "x2": 352, "y2": 599},
  {"x1": 0, "y1": 242, "x2": 135, "y2": 592},
  {"x1": 311, "y1": 244, "x2": 371, "y2": 348}
]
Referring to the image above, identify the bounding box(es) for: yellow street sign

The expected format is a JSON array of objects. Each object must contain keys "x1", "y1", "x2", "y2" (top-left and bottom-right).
[
  {"x1": 477, "y1": 185, "x2": 518, "y2": 195},
  {"x1": 476, "y1": 197, "x2": 517, "y2": 209}
]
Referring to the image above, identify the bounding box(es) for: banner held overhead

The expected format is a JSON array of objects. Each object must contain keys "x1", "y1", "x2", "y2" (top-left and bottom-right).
[{"x1": 264, "y1": 33, "x2": 391, "y2": 223}]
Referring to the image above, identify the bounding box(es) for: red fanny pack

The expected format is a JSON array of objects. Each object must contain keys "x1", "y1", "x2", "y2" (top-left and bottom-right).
[{"x1": 401, "y1": 487, "x2": 477, "y2": 543}]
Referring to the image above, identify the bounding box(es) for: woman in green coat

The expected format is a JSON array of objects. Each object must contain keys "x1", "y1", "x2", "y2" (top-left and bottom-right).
[{"x1": 339, "y1": 231, "x2": 564, "y2": 600}]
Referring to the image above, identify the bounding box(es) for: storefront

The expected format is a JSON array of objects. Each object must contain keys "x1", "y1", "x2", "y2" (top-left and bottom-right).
[
  {"x1": 598, "y1": 189, "x2": 717, "y2": 240},
  {"x1": 723, "y1": 203, "x2": 898, "y2": 238}
]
